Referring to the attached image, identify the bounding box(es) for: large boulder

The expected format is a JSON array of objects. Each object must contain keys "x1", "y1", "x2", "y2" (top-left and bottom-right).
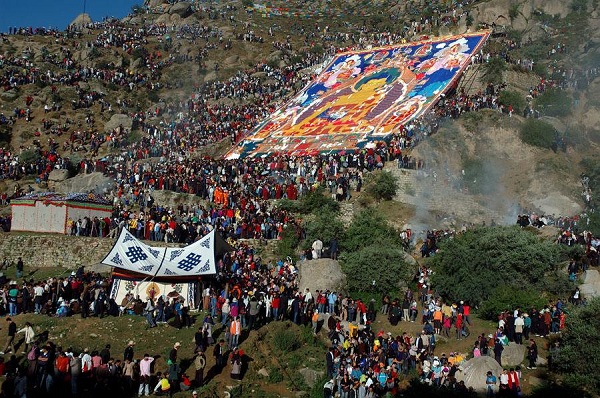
[
  {"x1": 456, "y1": 356, "x2": 504, "y2": 393},
  {"x1": 298, "y1": 258, "x2": 346, "y2": 294},
  {"x1": 104, "y1": 114, "x2": 133, "y2": 134},
  {"x1": 579, "y1": 270, "x2": 600, "y2": 298},
  {"x1": 70, "y1": 13, "x2": 92, "y2": 27},
  {"x1": 48, "y1": 169, "x2": 70, "y2": 182},
  {"x1": 56, "y1": 172, "x2": 114, "y2": 196},
  {"x1": 501, "y1": 344, "x2": 526, "y2": 367},
  {"x1": 169, "y1": 2, "x2": 193, "y2": 18},
  {"x1": 298, "y1": 367, "x2": 324, "y2": 388}
]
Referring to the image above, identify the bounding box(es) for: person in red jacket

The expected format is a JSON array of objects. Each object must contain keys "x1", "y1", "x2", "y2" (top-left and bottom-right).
[{"x1": 507, "y1": 367, "x2": 520, "y2": 395}]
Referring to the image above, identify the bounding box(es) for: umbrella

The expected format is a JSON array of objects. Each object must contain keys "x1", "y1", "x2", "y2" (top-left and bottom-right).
[{"x1": 167, "y1": 291, "x2": 181, "y2": 298}]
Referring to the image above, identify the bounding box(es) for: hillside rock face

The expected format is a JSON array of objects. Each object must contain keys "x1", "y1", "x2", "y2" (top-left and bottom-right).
[
  {"x1": 170, "y1": 2, "x2": 193, "y2": 18},
  {"x1": 297, "y1": 258, "x2": 346, "y2": 294},
  {"x1": 579, "y1": 270, "x2": 600, "y2": 298},
  {"x1": 55, "y1": 172, "x2": 114, "y2": 195},
  {"x1": 104, "y1": 114, "x2": 133, "y2": 134},
  {"x1": 471, "y1": 0, "x2": 573, "y2": 31}
]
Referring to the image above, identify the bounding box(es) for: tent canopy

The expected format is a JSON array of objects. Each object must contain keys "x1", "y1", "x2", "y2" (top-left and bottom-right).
[{"x1": 101, "y1": 228, "x2": 233, "y2": 277}]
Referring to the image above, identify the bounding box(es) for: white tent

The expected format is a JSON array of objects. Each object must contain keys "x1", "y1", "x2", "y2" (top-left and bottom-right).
[
  {"x1": 101, "y1": 228, "x2": 228, "y2": 277},
  {"x1": 103, "y1": 228, "x2": 232, "y2": 306}
]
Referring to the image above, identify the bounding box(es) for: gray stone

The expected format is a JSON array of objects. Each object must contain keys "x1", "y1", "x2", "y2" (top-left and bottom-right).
[
  {"x1": 0, "y1": 90, "x2": 18, "y2": 101},
  {"x1": 48, "y1": 169, "x2": 70, "y2": 182},
  {"x1": 298, "y1": 258, "x2": 346, "y2": 295},
  {"x1": 298, "y1": 367, "x2": 324, "y2": 387},
  {"x1": 257, "y1": 367, "x2": 269, "y2": 377},
  {"x1": 104, "y1": 114, "x2": 133, "y2": 134},
  {"x1": 579, "y1": 270, "x2": 600, "y2": 298},
  {"x1": 501, "y1": 344, "x2": 526, "y2": 367},
  {"x1": 535, "y1": 356, "x2": 547, "y2": 366},
  {"x1": 225, "y1": 55, "x2": 239, "y2": 66},
  {"x1": 169, "y1": 2, "x2": 193, "y2": 18},
  {"x1": 456, "y1": 356, "x2": 503, "y2": 393},
  {"x1": 204, "y1": 71, "x2": 217, "y2": 82}
]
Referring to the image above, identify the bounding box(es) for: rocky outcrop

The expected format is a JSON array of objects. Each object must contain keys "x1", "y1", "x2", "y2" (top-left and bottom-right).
[
  {"x1": 298, "y1": 258, "x2": 346, "y2": 294},
  {"x1": 579, "y1": 270, "x2": 600, "y2": 298},
  {"x1": 501, "y1": 344, "x2": 526, "y2": 367},
  {"x1": 169, "y1": 2, "x2": 193, "y2": 18},
  {"x1": 104, "y1": 114, "x2": 133, "y2": 134},
  {"x1": 456, "y1": 356, "x2": 504, "y2": 393}
]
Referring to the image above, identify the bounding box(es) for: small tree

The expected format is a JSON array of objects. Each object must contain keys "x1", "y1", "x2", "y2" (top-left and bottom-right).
[
  {"x1": 341, "y1": 208, "x2": 397, "y2": 252},
  {"x1": 481, "y1": 57, "x2": 507, "y2": 85},
  {"x1": 430, "y1": 226, "x2": 565, "y2": 306},
  {"x1": 340, "y1": 244, "x2": 412, "y2": 294},
  {"x1": 498, "y1": 90, "x2": 526, "y2": 114},
  {"x1": 553, "y1": 297, "x2": 600, "y2": 394},
  {"x1": 303, "y1": 210, "x2": 345, "y2": 251},
  {"x1": 365, "y1": 170, "x2": 398, "y2": 202},
  {"x1": 519, "y1": 118, "x2": 558, "y2": 149}
]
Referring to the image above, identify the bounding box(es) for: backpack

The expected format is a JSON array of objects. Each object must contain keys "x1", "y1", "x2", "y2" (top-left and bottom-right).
[{"x1": 27, "y1": 346, "x2": 37, "y2": 361}]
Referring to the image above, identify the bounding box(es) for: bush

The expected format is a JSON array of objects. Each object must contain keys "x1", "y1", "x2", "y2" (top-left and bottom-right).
[
  {"x1": 273, "y1": 328, "x2": 300, "y2": 352},
  {"x1": 19, "y1": 149, "x2": 40, "y2": 164},
  {"x1": 534, "y1": 88, "x2": 572, "y2": 117},
  {"x1": 302, "y1": 210, "x2": 344, "y2": 251},
  {"x1": 481, "y1": 57, "x2": 507, "y2": 84},
  {"x1": 267, "y1": 367, "x2": 284, "y2": 383},
  {"x1": 300, "y1": 188, "x2": 340, "y2": 214},
  {"x1": 478, "y1": 286, "x2": 548, "y2": 320},
  {"x1": 553, "y1": 297, "x2": 600, "y2": 394},
  {"x1": 341, "y1": 208, "x2": 397, "y2": 252},
  {"x1": 275, "y1": 226, "x2": 301, "y2": 261},
  {"x1": 520, "y1": 118, "x2": 558, "y2": 149},
  {"x1": 365, "y1": 170, "x2": 398, "y2": 201},
  {"x1": 430, "y1": 226, "x2": 565, "y2": 306},
  {"x1": 498, "y1": 90, "x2": 526, "y2": 114},
  {"x1": 340, "y1": 244, "x2": 412, "y2": 294}
]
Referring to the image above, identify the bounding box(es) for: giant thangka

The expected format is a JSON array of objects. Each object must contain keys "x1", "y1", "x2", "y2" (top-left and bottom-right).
[
  {"x1": 102, "y1": 228, "x2": 221, "y2": 277},
  {"x1": 226, "y1": 31, "x2": 490, "y2": 158}
]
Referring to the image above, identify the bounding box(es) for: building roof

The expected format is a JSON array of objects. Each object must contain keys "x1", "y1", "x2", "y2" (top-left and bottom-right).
[{"x1": 12, "y1": 192, "x2": 111, "y2": 205}]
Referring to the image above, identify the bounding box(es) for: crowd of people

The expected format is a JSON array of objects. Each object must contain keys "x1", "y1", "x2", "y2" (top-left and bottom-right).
[{"x1": 0, "y1": 1, "x2": 599, "y2": 397}]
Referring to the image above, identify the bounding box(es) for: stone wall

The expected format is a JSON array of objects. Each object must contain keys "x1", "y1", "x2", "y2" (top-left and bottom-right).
[{"x1": 0, "y1": 234, "x2": 115, "y2": 268}]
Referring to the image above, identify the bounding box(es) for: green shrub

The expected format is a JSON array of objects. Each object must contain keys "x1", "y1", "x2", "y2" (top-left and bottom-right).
[
  {"x1": 341, "y1": 208, "x2": 397, "y2": 252},
  {"x1": 19, "y1": 149, "x2": 40, "y2": 163},
  {"x1": 481, "y1": 57, "x2": 507, "y2": 84},
  {"x1": 300, "y1": 187, "x2": 340, "y2": 214},
  {"x1": 534, "y1": 88, "x2": 572, "y2": 117},
  {"x1": 478, "y1": 287, "x2": 547, "y2": 320},
  {"x1": 430, "y1": 226, "x2": 565, "y2": 306},
  {"x1": 553, "y1": 297, "x2": 600, "y2": 394},
  {"x1": 498, "y1": 90, "x2": 526, "y2": 114},
  {"x1": 365, "y1": 170, "x2": 398, "y2": 201},
  {"x1": 340, "y1": 244, "x2": 412, "y2": 294},
  {"x1": 302, "y1": 210, "x2": 344, "y2": 250},
  {"x1": 267, "y1": 366, "x2": 284, "y2": 383},
  {"x1": 275, "y1": 226, "x2": 301, "y2": 261},
  {"x1": 273, "y1": 328, "x2": 300, "y2": 352},
  {"x1": 519, "y1": 118, "x2": 557, "y2": 149}
]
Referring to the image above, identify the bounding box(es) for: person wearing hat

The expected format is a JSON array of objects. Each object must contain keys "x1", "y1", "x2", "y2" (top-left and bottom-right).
[
  {"x1": 193, "y1": 350, "x2": 206, "y2": 388},
  {"x1": 124, "y1": 340, "x2": 135, "y2": 362}
]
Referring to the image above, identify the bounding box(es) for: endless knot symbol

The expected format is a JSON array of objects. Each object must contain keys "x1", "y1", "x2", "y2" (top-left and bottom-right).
[
  {"x1": 125, "y1": 246, "x2": 148, "y2": 263},
  {"x1": 177, "y1": 253, "x2": 203, "y2": 272}
]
